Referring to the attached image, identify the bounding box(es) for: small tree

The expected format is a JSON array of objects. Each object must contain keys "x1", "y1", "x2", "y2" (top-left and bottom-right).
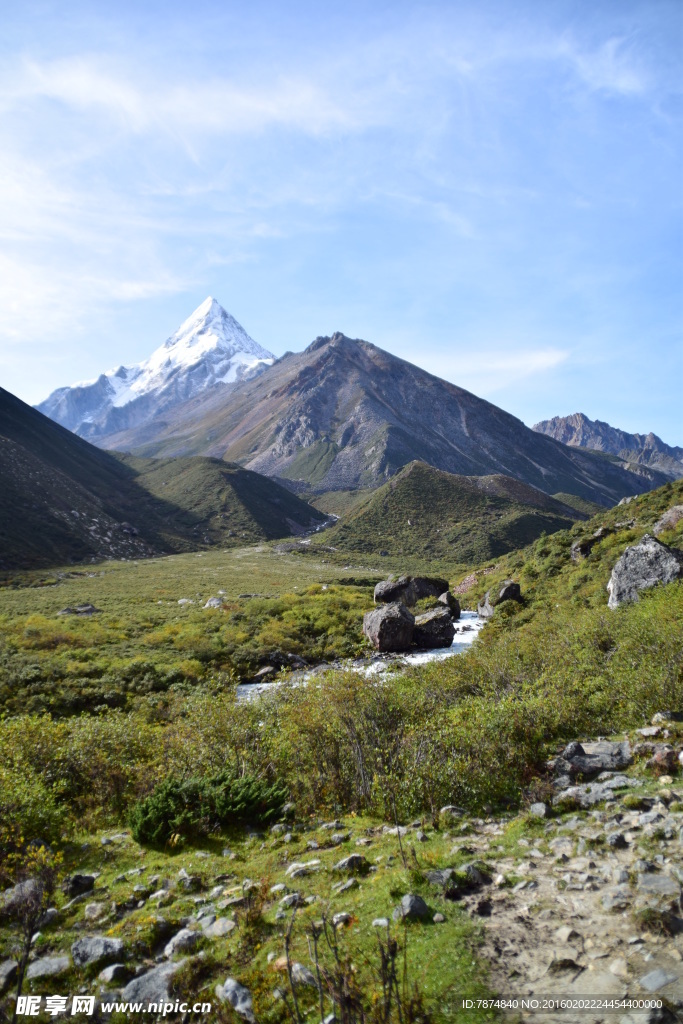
[{"x1": 1, "y1": 844, "x2": 61, "y2": 1024}]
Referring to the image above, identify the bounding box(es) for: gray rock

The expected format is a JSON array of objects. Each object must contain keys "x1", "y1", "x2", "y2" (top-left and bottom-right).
[
  {"x1": 63, "y1": 873, "x2": 96, "y2": 897},
  {"x1": 0, "y1": 878, "x2": 40, "y2": 916},
  {"x1": 639, "y1": 968, "x2": 679, "y2": 992},
  {"x1": 332, "y1": 912, "x2": 352, "y2": 927},
  {"x1": 372, "y1": 917, "x2": 389, "y2": 928},
  {"x1": 292, "y1": 962, "x2": 319, "y2": 988},
  {"x1": 98, "y1": 963, "x2": 132, "y2": 984},
  {"x1": 217, "y1": 978, "x2": 255, "y2": 1022},
  {"x1": 71, "y1": 936, "x2": 123, "y2": 968},
  {"x1": 0, "y1": 960, "x2": 18, "y2": 994},
  {"x1": 164, "y1": 928, "x2": 200, "y2": 957},
  {"x1": 363, "y1": 602, "x2": 414, "y2": 652},
  {"x1": 607, "y1": 534, "x2": 683, "y2": 609},
  {"x1": 477, "y1": 580, "x2": 521, "y2": 618},
  {"x1": 25, "y1": 956, "x2": 71, "y2": 980},
  {"x1": 374, "y1": 575, "x2": 449, "y2": 607},
  {"x1": 122, "y1": 961, "x2": 186, "y2": 1004},
  {"x1": 333, "y1": 854, "x2": 369, "y2": 874},
  {"x1": 392, "y1": 894, "x2": 430, "y2": 921},
  {"x1": 438, "y1": 591, "x2": 461, "y2": 619},
  {"x1": 203, "y1": 597, "x2": 223, "y2": 609},
  {"x1": 601, "y1": 886, "x2": 631, "y2": 911},
  {"x1": 203, "y1": 917, "x2": 235, "y2": 938},
  {"x1": 653, "y1": 505, "x2": 683, "y2": 537},
  {"x1": 440, "y1": 805, "x2": 466, "y2": 819},
  {"x1": 607, "y1": 832, "x2": 628, "y2": 849},
  {"x1": 636, "y1": 873, "x2": 680, "y2": 899},
  {"x1": 552, "y1": 740, "x2": 632, "y2": 781},
  {"x1": 413, "y1": 607, "x2": 455, "y2": 649},
  {"x1": 529, "y1": 802, "x2": 550, "y2": 818}
]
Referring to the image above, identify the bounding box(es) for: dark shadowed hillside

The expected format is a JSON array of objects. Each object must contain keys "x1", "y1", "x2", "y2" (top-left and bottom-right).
[{"x1": 0, "y1": 387, "x2": 324, "y2": 570}]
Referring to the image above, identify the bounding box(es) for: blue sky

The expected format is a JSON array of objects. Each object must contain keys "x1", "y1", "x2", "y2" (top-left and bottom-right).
[{"x1": 1, "y1": 0, "x2": 681, "y2": 441}]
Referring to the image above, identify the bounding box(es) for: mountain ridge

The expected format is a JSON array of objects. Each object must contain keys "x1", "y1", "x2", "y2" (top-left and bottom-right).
[
  {"x1": 98, "y1": 331, "x2": 668, "y2": 507},
  {"x1": 36, "y1": 298, "x2": 274, "y2": 442},
  {"x1": 533, "y1": 412, "x2": 683, "y2": 480}
]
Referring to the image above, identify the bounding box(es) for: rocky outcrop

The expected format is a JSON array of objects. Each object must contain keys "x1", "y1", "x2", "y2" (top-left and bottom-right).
[
  {"x1": 477, "y1": 580, "x2": 522, "y2": 618},
  {"x1": 374, "y1": 575, "x2": 449, "y2": 607},
  {"x1": 413, "y1": 608, "x2": 455, "y2": 648},
  {"x1": 570, "y1": 526, "x2": 612, "y2": 561},
  {"x1": 607, "y1": 534, "x2": 683, "y2": 609},
  {"x1": 363, "y1": 602, "x2": 415, "y2": 652},
  {"x1": 653, "y1": 505, "x2": 683, "y2": 536}
]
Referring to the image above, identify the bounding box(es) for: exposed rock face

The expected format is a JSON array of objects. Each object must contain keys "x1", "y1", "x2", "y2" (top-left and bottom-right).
[
  {"x1": 363, "y1": 602, "x2": 414, "y2": 652},
  {"x1": 570, "y1": 526, "x2": 612, "y2": 561},
  {"x1": 71, "y1": 936, "x2": 124, "y2": 968},
  {"x1": 533, "y1": 412, "x2": 683, "y2": 481},
  {"x1": 607, "y1": 535, "x2": 683, "y2": 609},
  {"x1": 102, "y1": 334, "x2": 667, "y2": 505},
  {"x1": 373, "y1": 575, "x2": 449, "y2": 606},
  {"x1": 413, "y1": 608, "x2": 455, "y2": 648},
  {"x1": 477, "y1": 580, "x2": 522, "y2": 618},
  {"x1": 122, "y1": 961, "x2": 186, "y2": 1004},
  {"x1": 653, "y1": 505, "x2": 683, "y2": 536}
]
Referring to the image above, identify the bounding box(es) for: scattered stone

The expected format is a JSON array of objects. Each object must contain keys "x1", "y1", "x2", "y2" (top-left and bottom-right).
[
  {"x1": 164, "y1": 928, "x2": 200, "y2": 957},
  {"x1": 639, "y1": 968, "x2": 679, "y2": 992},
  {"x1": 203, "y1": 917, "x2": 235, "y2": 938},
  {"x1": 0, "y1": 960, "x2": 18, "y2": 994},
  {"x1": 332, "y1": 912, "x2": 351, "y2": 927},
  {"x1": 333, "y1": 854, "x2": 369, "y2": 874},
  {"x1": 363, "y1": 602, "x2": 414, "y2": 652},
  {"x1": 392, "y1": 894, "x2": 430, "y2": 921},
  {"x1": 216, "y1": 977, "x2": 255, "y2": 1021},
  {"x1": 529, "y1": 802, "x2": 550, "y2": 819},
  {"x1": 607, "y1": 832, "x2": 628, "y2": 849},
  {"x1": 71, "y1": 936, "x2": 124, "y2": 968},
  {"x1": 123, "y1": 961, "x2": 186, "y2": 1004},
  {"x1": 25, "y1": 956, "x2": 71, "y2": 980},
  {"x1": 433, "y1": 912, "x2": 445, "y2": 923},
  {"x1": 372, "y1": 917, "x2": 389, "y2": 928},
  {"x1": 99, "y1": 964, "x2": 132, "y2": 984},
  {"x1": 607, "y1": 534, "x2": 683, "y2": 609},
  {"x1": 334, "y1": 879, "x2": 360, "y2": 895},
  {"x1": 63, "y1": 873, "x2": 96, "y2": 897},
  {"x1": 555, "y1": 926, "x2": 580, "y2": 943},
  {"x1": 203, "y1": 597, "x2": 223, "y2": 609},
  {"x1": 653, "y1": 505, "x2": 683, "y2": 536},
  {"x1": 291, "y1": 962, "x2": 318, "y2": 989}
]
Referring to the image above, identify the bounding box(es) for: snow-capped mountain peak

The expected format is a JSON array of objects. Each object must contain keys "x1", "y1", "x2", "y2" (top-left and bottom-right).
[{"x1": 37, "y1": 298, "x2": 274, "y2": 441}]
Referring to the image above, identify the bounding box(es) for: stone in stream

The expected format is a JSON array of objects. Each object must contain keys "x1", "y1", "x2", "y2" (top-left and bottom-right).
[
  {"x1": 413, "y1": 607, "x2": 455, "y2": 648},
  {"x1": 363, "y1": 602, "x2": 414, "y2": 652},
  {"x1": 373, "y1": 575, "x2": 449, "y2": 607}
]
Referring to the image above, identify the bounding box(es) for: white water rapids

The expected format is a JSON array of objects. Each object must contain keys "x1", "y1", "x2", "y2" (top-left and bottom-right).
[{"x1": 236, "y1": 610, "x2": 485, "y2": 701}]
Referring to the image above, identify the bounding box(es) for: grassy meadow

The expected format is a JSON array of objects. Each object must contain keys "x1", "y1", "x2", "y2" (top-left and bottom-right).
[{"x1": 1, "y1": 477, "x2": 682, "y2": 1018}]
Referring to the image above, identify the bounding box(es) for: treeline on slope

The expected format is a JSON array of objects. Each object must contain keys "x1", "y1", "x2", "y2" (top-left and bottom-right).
[{"x1": 2, "y1": 479, "x2": 681, "y2": 853}]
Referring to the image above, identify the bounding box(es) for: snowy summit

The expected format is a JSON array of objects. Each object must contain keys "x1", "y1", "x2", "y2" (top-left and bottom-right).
[{"x1": 37, "y1": 298, "x2": 274, "y2": 441}]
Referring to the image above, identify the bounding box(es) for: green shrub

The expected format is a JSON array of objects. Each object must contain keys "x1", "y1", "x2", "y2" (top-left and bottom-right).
[{"x1": 129, "y1": 770, "x2": 288, "y2": 846}]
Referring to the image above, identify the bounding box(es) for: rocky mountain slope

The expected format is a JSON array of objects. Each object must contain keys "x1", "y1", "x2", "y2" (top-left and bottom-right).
[
  {"x1": 534, "y1": 412, "x2": 683, "y2": 480},
  {"x1": 325, "y1": 461, "x2": 585, "y2": 562},
  {"x1": 104, "y1": 332, "x2": 667, "y2": 507},
  {"x1": 0, "y1": 387, "x2": 323, "y2": 571},
  {"x1": 36, "y1": 298, "x2": 273, "y2": 442}
]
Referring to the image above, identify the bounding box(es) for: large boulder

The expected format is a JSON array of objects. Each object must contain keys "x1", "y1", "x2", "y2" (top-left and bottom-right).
[
  {"x1": 477, "y1": 580, "x2": 521, "y2": 618},
  {"x1": 71, "y1": 935, "x2": 124, "y2": 968},
  {"x1": 374, "y1": 575, "x2": 449, "y2": 607},
  {"x1": 122, "y1": 961, "x2": 186, "y2": 1004},
  {"x1": 413, "y1": 608, "x2": 455, "y2": 648},
  {"x1": 363, "y1": 602, "x2": 414, "y2": 652},
  {"x1": 607, "y1": 535, "x2": 683, "y2": 609}
]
